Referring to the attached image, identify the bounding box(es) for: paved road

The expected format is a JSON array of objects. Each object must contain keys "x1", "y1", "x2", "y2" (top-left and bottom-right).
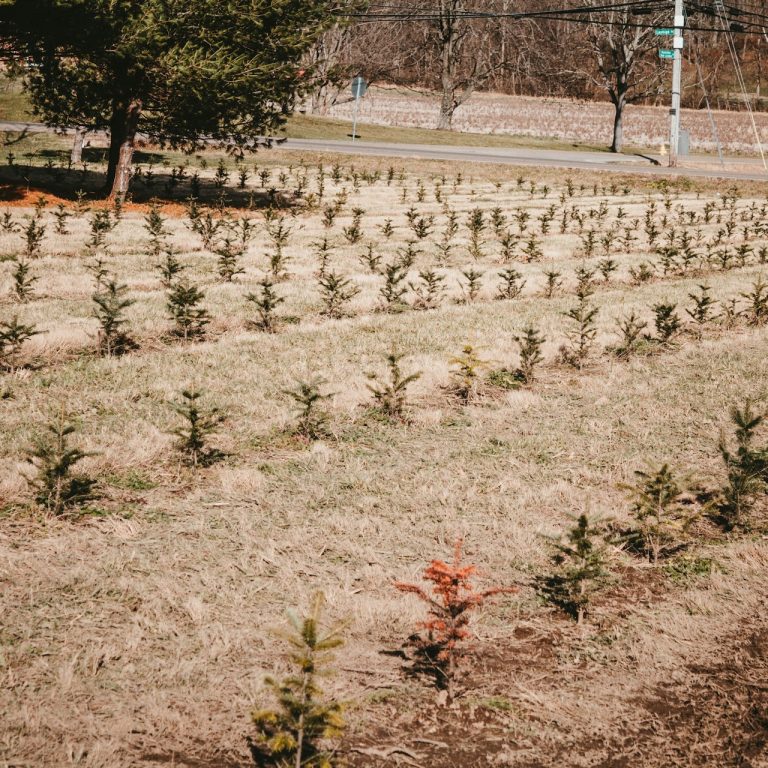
[{"x1": 3, "y1": 120, "x2": 767, "y2": 183}]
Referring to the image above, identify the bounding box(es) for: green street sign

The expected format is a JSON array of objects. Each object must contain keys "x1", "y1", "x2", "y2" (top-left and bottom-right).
[
  {"x1": 659, "y1": 49, "x2": 675, "y2": 59},
  {"x1": 655, "y1": 28, "x2": 675, "y2": 35}
]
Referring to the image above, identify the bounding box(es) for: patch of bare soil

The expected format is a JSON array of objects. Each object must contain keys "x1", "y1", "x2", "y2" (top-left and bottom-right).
[{"x1": 344, "y1": 614, "x2": 768, "y2": 768}]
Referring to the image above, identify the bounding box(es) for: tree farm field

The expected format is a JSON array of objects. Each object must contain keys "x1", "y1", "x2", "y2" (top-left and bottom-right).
[{"x1": 1, "y1": 144, "x2": 768, "y2": 767}]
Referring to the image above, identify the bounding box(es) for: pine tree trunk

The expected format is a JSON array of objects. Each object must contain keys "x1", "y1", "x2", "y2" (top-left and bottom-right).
[{"x1": 104, "y1": 99, "x2": 142, "y2": 200}]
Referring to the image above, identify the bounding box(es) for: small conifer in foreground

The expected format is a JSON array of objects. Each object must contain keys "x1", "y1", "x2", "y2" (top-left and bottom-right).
[
  {"x1": 26, "y1": 411, "x2": 96, "y2": 515},
  {"x1": 716, "y1": 400, "x2": 768, "y2": 530},
  {"x1": 366, "y1": 350, "x2": 421, "y2": 420},
  {"x1": 170, "y1": 389, "x2": 224, "y2": 468},
  {"x1": 248, "y1": 593, "x2": 345, "y2": 768},
  {"x1": 540, "y1": 514, "x2": 609, "y2": 624},
  {"x1": 284, "y1": 378, "x2": 333, "y2": 440}
]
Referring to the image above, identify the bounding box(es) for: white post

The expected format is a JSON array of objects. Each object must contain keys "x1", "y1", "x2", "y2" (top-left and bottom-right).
[
  {"x1": 669, "y1": 0, "x2": 684, "y2": 167},
  {"x1": 351, "y1": 90, "x2": 361, "y2": 142}
]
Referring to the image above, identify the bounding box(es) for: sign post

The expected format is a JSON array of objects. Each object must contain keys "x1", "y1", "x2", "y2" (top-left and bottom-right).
[
  {"x1": 350, "y1": 75, "x2": 367, "y2": 142},
  {"x1": 669, "y1": 0, "x2": 685, "y2": 167}
]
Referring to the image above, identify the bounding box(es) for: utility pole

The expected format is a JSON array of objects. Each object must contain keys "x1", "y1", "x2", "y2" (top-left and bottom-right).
[{"x1": 669, "y1": 0, "x2": 685, "y2": 167}]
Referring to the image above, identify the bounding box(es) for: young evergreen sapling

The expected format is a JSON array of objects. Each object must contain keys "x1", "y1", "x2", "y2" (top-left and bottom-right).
[{"x1": 248, "y1": 593, "x2": 345, "y2": 768}]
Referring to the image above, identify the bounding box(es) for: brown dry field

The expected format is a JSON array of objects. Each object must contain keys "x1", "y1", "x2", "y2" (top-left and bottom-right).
[
  {"x1": 1, "y1": 149, "x2": 768, "y2": 768},
  {"x1": 327, "y1": 85, "x2": 768, "y2": 155}
]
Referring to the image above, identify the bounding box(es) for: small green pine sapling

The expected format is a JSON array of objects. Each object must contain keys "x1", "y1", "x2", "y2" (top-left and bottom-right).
[
  {"x1": 719, "y1": 297, "x2": 742, "y2": 328},
  {"x1": 379, "y1": 261, "x2": 409, "y2": 313},
  {"x1": 166, "y1": 279, "x2": 210, "y2": 340},
  {"x1": 466, "y1": 208, "x2": 486, "y2": 260},
  {"x1": 359, "y1": 243, "x2": 382, "y2": 274},
  {"x1": 459, "y1": 268, "x2": 483, "y2": 303},
  {"x1": 410, "y1": 269, "x2": 446, "y2": 310},
  {"x1": 53, "y1": 203, "x2": 70, "y2": 235},
  {"x1": 366, "y1": 350, "x2": 421, "y2": 420},
  {"x1": 144, "y1": 203, "x2": 168, "y2": 258},
  {"x1": 155, "y1": 249, "x2": 185, "y2": 289},
  {"x1": 542, "y1": 270, "x2": 563, "y2": 298},
  {"x1": 629, "y1": 262, "x2": 655, "y2": 286},
  {"x1": 652, "y1": 302, "x2": 682, "y2": 345},
  {"x1": 23, "y1": 214, "x2": 46, "y2": 258},
  {"x1": 0, "y1": 316, "x2": 39, "y2": 372},
  {"x1": 25, "y1": 411, "x2": 96, "y2": 515},
  {"x1": 521, "y1": 233, "x2": 543, "y2": 262},
  {"x1": 284, "y1": 377, "x2": 333, "y2": 440},
  {"x1": 395, "y1": 539, "x2": 515, "y2": 700},
  {"x1": 215, "y1": 238, "x2": 246, "y2": 282},
  {"x1": 514, "y1": 325, "x2": 545, "y2": 384},
  {"x1": 715, "y1": 400, "x2": 768, "y2": 531},
  {"x1": 496, "y1": 267, "x2": 526, "y2": 301},
  {"x1": 686, "y1": 284, "x2": 717, "y2": 330},
  {"x1": 248, "y1": 593, "x2": 345, "y2": 768},
  {"x1": 597, "y1": 258, "x2": 618, "y2": 283},
  {"x1": 170, "y1": 389, "x2": 224, "y2": 468},
  {"x1": 246, "y1": 277, "x2": 284, "y2": 332},
  {"x1": 613, "y1": 311, "x2": 648, "y2": 359},
  {"x1": 541, "y1": 514, "x2": 609, "y2": 624},
  {"x1": 92, "y1": 278, "x2": 136, "y2": 356},
  {"x1": 741, "y1": 275, "x2": 768, "y2": 326},
  {"x1": 10, "y1": 258, "x2": 38, "y2": 302},
  {"x1": 378, "y1": 219, "x2": 395, "y2": 239},
  {"x1": 626, "y1": 464, "x2": 690, "y2": 563},
  {"x1": 560, "y1": 296, "x2": 599, "y2": 368},
  {"x1": 318, "y1": 271, "x2": 359, "y2": 319},
  {"x1": 450, "y1": 345, "x2": 487, "y2": 403}
]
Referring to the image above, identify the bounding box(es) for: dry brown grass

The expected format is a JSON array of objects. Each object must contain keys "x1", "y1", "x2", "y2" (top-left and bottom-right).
[{"x1": 1, "y1": 149, "x2": 767, "y2": 767}]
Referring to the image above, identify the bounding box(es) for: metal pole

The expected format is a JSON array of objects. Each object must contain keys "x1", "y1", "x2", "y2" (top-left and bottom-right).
[
  {"x1": 351, "y1": 90, "x2": 361, "y2": 142},
  {"x1": 669, "y1": 0, "x2": 684, "y2": 167}
]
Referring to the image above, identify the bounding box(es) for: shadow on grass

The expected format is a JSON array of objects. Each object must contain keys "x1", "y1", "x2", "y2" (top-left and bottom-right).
[{"x1": 0, "y1": 150, "x2": 295, "y2": 209}]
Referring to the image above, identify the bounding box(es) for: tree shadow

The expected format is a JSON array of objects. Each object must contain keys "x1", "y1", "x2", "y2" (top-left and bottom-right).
[{"x1": 0, "y1": 152, "x2": 297, "y2": 209}]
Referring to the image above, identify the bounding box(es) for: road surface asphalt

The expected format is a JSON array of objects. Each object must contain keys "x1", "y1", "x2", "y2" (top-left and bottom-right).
[{"x1": 2, "y1": 120, "x2": 767, "y2": 183}]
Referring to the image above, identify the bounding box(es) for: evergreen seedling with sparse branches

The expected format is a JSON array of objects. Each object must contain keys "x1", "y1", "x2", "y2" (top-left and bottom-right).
[
  {"x1": 170, "y1": 389, "x2": 223, "y2": 468},
  {"x1": 450, "y1": 345, "x2": 486, "y2": 403},
  {"x1": 248, "y1": 593, "x2": 345, "y2": 768},
  {"x1": 716, "y1": 400, "x2": 768, "y2": 530},
  {"x1": 318, "y1": 271, "x2": 359, "y2": 319},
  {"x1": 25, "y1": 411, "x2": 96, "y2": 515},
  {"x1": 366, "y1": 350, "x2": 421, "y2": 420},
  {"x1": 626, "y1": 464, "x2": 690, "y2": 563},
  {"x1": 10, "y1": 258, "x2": 38, "y2": 303},
  {"x1": 166, "y1": 279, "x2": 210, "y2": 340},
  {"x1": 92, "y1": 277, "x2": 135, "y2": 356},
  {"x1": 0, "y1": 316, "x2": 39, "y2": 373},
  {"x1": 541, "y1": 513, "x2": 609, "y2": 624},
  {"x1": 246, "y1": 277, "x2": 284, "y2": 332},
  {"x1": 284, "y1": 377, "x2": 332, "y2": 440}
]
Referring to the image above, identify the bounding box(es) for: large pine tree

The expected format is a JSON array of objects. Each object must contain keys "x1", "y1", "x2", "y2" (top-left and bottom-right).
[{"x1": 0, "y1": 0, "x2": 354, "y2": 198}]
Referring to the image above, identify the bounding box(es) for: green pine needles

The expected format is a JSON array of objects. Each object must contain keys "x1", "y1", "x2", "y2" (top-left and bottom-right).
[
  {"x1": 26, "y1": 411, "x2": 96, "y2": 516},
  {"x1": 626, "y1": 464, "x2": 690, "y2": 563},
  {"x1": 92, "y1": 277, "x2": 135, "y2": 356},
  {"x1": 366, "y1": 350, "x2": 421, "y2": 421},
  {"x1": 166, "y1": 278, "x2": 210, "y2": 340},
  {"x1": 284, "y1": 378, "x2": 333, "y2": 440},
  {"x1": 541, "y1": 514, "x2": 609, "y2": 624},
  {"x1": 246, "y1": 277, "x2": 285, "y2": 332},
  {"x1": 716, "y1": 401, "x2": 768, "y2": 530},
  {"x1": 0, "y1": 316, "x2": 39, "y2": 373},
  {"x1": 248, "y1": 593, "x2": 345, "y2": 768},
  {"x1": 170, "y1": 389, "x2": 224, "y2": 468}
]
